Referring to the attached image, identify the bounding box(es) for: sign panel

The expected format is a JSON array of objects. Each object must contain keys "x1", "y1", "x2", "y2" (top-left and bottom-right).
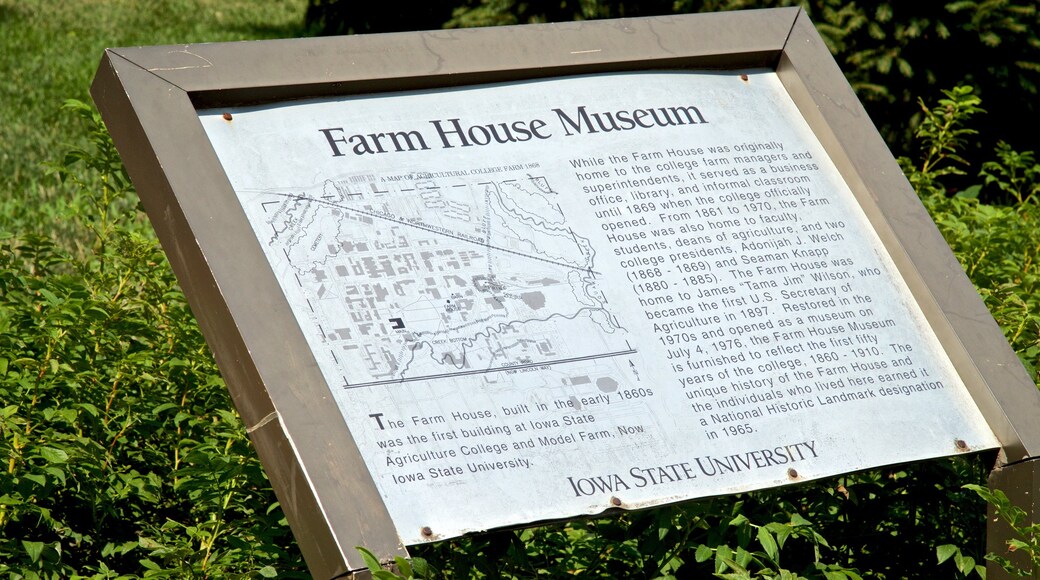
[{"x1": 198, "y1": 70, "x2": 998, "y2": 543}]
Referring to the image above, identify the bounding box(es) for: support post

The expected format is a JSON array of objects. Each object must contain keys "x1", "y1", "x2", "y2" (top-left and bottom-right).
[{"x1": 988, "y1": 457, "x2": 1040, "y2": 579}]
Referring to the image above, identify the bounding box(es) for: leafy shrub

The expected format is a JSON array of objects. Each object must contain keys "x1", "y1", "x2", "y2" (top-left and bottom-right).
[
  {"x1": 0, "y1": 102, "x2": 303, "y2": 578},
  {"x1": 906, "y1": 88, "x2": 1040, "y2": 384}
]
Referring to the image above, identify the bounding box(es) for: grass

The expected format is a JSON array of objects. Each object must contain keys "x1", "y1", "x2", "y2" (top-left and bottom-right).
[{"x1": 0, "y1": 0, "x2": 309, "y2": 246}]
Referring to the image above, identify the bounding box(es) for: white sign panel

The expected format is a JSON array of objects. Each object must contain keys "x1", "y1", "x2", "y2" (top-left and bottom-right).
[{"x1": 199, "y1": 70, "x2": 998, "y2": 544}]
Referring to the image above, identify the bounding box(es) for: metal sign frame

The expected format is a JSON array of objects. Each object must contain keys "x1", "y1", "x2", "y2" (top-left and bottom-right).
[{"x1": 91, "y1": 8, "x2": 1040, "y2": 578}]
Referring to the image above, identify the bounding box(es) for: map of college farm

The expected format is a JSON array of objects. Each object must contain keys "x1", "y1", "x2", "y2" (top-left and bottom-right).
[{"x1": 254, "y1": 169, "x2": 636, "y2": 389}]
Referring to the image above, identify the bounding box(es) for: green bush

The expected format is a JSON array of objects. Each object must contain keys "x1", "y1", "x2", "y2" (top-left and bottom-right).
[{"x1": 0, "y1": 102, "x2": 303, "y2": 578}]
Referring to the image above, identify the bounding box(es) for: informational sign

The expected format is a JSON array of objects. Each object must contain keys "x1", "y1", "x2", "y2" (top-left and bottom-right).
[{"x1": 198, "y1": 70, "x2": 998, "y2": 543}]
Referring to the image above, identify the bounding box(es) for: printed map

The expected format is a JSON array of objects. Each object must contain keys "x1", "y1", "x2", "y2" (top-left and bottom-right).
[{"x1": 247, "y1": 170, "x2": 636, "y2": 389}]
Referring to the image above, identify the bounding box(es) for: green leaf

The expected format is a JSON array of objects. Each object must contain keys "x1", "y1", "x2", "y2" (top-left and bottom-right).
[
  {"x1": 39, "y1": 446, "x2": 69, "y2": 464},
  {"x1": 23, "y1": 540, "x2": 45, "y2": 563},
  {"x1": 410, "y1": 557, "x2": 431, "y2": 578},
  {"x1": 954, "y1": 551, "x2": 976, "y2": 575},
  {"x1": 42, "y1": 466, "x2": 66, "y2": 485},
  {"x1": 152, "y1": 403, "x2": 179, "y2": 414},
  {"x1": 0, "y1": 494, "x2": 23, "y2": 506},
  {"x1": 735, "y1": 546, "x2": 753, "y2": 567},
  {"x1": 394, "y1": 556, "x2": 413, "y2": 578},
  {"x1": 955, "y1": 184, "x2": 982, "y2": 199},
  {"x1": 1008, "y1": 539, "x2": 1030, "y2": 551},
  {"x1": 37, "y1": 288, "x2": 60, "y2": 305},
  {"x1": 715, "y1": 545, "x2": 733, "y2": 574},
  {"x1": 356, "y1": 546, "x2": 385, "y2": 572},
  {"x1": 790, "y1": 513, "x2": 812, "y2": 527},
  {"x1": 757, "y1": 526, "x2": 779, "y2": 561},
  {"x1": 258, "y1": 566, "x2": 278, "y2": 578},
  {"x1": 936, "y1": 544, "x2": 958, "y2": 564},
  {"x1": 695, "y1": 544, "x2": 712, "y2": 563}
]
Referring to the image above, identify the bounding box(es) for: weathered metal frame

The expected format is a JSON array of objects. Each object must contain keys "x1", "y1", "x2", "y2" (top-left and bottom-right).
[{"x1": 91, "y1": 8, "x2": 1040, "y2": 578}]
